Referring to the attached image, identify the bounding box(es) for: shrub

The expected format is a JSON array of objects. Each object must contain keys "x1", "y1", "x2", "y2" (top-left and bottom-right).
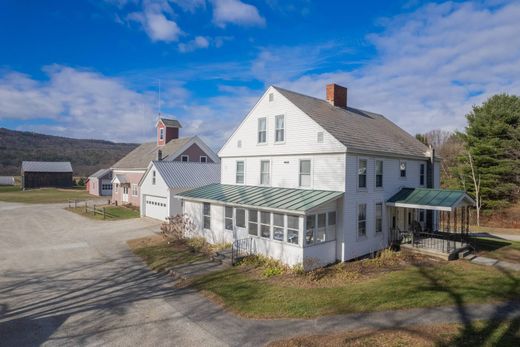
[
  {"x1": 238, "y1": 254, "x2": 288, "y2": 277},
  {"x1": 186, "y1": 237, "x2": 211, "y2": 255},
  {"x1": 160, "y1": 214, "x2": 195, "y2": 241}
]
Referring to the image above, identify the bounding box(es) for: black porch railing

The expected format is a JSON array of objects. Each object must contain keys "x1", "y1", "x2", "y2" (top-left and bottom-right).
[
  {"x1": 231, "y1": 237, "x2": 254, "y2": 265},
  {"x1": 391, "y1": 229, "x2": 471, "y2": 254}
]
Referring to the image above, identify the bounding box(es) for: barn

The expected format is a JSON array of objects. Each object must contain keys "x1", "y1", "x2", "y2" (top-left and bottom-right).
[
  {"x1": 86, "y1": 169, "x2": 112, "y2": 196},
  {"x1": 21, "y1": 161, "x2": 73, "y2": 189}
]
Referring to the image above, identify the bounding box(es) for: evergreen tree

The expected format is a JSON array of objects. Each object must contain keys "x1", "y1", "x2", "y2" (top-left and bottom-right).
[{"x1": 462, "y1": 94, "x2": 520, "y2": 209}]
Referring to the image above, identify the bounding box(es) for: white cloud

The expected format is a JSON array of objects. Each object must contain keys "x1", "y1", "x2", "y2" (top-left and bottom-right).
[
  {"x1": 277, "y1": 1, "x2": 520, "y2": 135},
  {"x1": 171, "y1": 0, "x2": 206, "y2": 12},
  {"x1": 127, "y1": 0, "x2": 182, "y2": 42},
  {"x1": 178, "y1": 36, "x2": 210, "y2": 53},
  {"x1": 211, "y1": 0, "x2": 265, "y2": 28}
]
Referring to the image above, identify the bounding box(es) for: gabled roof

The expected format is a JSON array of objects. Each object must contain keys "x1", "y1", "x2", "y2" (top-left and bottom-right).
[
  {"x1": 158, "y1": 118, "x2": 182, "y2": 128},
  {"x1": 274, "y1": 86, "x2": 430, "y2": 159},
  {"x1": 386, "y1": 188, "x2": 475, "y2": 211},
  {"x1": 112, "y1": 174, "x2": 129, "y2": 184},
  {"x1": 111, "y1": 137, "x2": 192, "y2": 170},
  {"x1": 89, "y1": 168, "x2": 111, "y2": 179},
  {"x1": 21, "y1": 161, "x2": 72, "y2": 173},
  {"x1": 176, "y1": 183, "x2": 344, "y2": 215},
  {"x1": 143, "y1": 161, "x2": 220, "y2": 189}
]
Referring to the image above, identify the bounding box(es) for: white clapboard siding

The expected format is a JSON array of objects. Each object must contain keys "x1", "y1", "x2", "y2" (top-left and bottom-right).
[
  {"x1": 221, "y1": 154, "x2": 345, "y2": 192},
  {"x1": 219, "y1": 86, "x2": 346, "y2": 158}
]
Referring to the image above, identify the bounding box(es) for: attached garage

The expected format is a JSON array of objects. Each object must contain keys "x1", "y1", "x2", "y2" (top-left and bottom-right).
[
  {"x1": 143, "y1": 195, "x2": 169, "y2": 221},
  {"x1": 139, "y1": 161, "x2": 220, "y2": 221}
]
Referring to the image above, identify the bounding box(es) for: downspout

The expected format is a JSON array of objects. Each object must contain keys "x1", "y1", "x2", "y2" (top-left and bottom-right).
[{"x1": 426, "y1": 145, "x2": 435, "y2": 231}]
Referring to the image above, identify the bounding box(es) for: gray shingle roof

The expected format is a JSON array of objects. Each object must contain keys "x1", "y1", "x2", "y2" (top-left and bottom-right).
[
  {"x1": 274, "y1": 86, "x2": 430, "y2": 158},
  {"x1": 160, "y1": 118, "x2": 182, "y2": 128},
  {"x1": 152, "y1": 161, "x2": 220, "y2": 188},
  {"x1": 21, "y1": 161, "x2": 73, "y2": 173},
  {"x1": 112, "y1": 137, "x2": 192, "y2": 170},
  {"x1": 89, "y1": 168, "x2": 111, "y2": 179}
]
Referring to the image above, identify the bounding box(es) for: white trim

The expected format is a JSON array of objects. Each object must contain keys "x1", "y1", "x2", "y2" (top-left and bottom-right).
[
  {"x1": 131, "y1": 183, "x2": 138, "y2": 197},
  {"x1": 181, "y1": 155, "x2": 189, "y2": 162},
  {"x1": 257, "y1": 117, "x2": 267, "y2": 145},
  {"x1": 200, "y1": 155, "x2": 207, "y2": 163},
  {"x1": 357, "y1": 157, "x2": 368, "y2": 191},
  {"x1": 235, "y1": 160, "x2": 245, "y2": 185},
  {"x1": 259, "y1": 159, "x2": 270, "y2": 186},
  {"x1": 274, "y1": 114, "x2": 285, "y2": 144},
  {"x1": 168, "y1": 136, "x2": 219, "y2": 164},
  {"x1": 298, "y1": 159, "x2": 312, "y2": 188}
]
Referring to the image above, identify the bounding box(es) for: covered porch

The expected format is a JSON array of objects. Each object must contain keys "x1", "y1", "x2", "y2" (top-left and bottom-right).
[{"x1": 386, "y1": 188, "x2": 476, "y2": 260}]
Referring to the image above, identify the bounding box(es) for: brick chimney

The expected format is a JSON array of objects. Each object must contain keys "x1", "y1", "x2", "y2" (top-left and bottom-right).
[
  {"x1": 156, "y1": 117, "x2": 181, "y2": 146},
  {"x1": 326, "y1": 83, "x2": 347, "y2": 109}
]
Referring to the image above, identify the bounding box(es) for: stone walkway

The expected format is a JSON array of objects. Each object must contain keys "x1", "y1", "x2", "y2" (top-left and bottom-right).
[{"x1": 468, "y1": 255, "x2": 520, "y2": 272}]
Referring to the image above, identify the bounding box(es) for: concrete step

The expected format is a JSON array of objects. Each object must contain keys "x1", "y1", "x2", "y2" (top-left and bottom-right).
[{"x1": 213, "y1": 248, "x2": 233, "y2": 265}]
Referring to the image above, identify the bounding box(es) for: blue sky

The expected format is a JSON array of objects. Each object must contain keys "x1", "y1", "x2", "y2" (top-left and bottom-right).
[{"x1": 1, "y1": 0, "x2": 519, "y2": 149}]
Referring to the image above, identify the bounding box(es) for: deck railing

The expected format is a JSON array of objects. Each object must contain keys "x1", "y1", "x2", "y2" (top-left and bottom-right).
[
  {"x1": 391, "y1": 229, "x2": 470, "y2": 254},
  {"x1": 231, "y1": 237, "x2": 254, "y2": 265}
]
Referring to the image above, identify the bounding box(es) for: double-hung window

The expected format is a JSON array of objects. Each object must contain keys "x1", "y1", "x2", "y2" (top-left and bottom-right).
[
  {"x1": 248, "y1": 210, "x2": 258, "y2": 236},
  {"x1": 225, "y1": 207, "x2": 233, "y2": 231},
  {"x1": 131, "y1": 184, "x2": 138, "y2": 196},
  {"x1": 275, "y1": 115, "x2": 284, "y2": 142},
  {"x1": 420, "y1": 163, "x2": 425, "y2": 186},
  {"x1": 273, "y1": 213, "x2": 284, "y2": 241},
  {"x1": 260, "y1": 211, "x2": 270, "y2": 238},
  {"x1": 287, "y1": 215, "x2": 299, "y2": 244},
  {"x1": 159, "y1": 128, "x2": 164, "y2": 140},
  {"x1": 375, "y1": 203, "x2": 383, "y2": 233},
  {"x1": 260, "y1": 160, "x2": 270, "y2": 185},
  {"x1": 358, "y1": 159, "x2": 367, "y2": 189},
  {"x1": 299, "y1": 160, "x2": 311, "y2": 187},
  {"x1": 358, "y1": 204, "x2": 367, "y2": 237},
  {"x1": 152, "y1": 170, "x2": 156, "y2": 185},
  {"x1": 203, "y1": 203, "x2": 211, "y2": 229},
  {"x1": 375, "y1": 160, "x2": 383, "y2": 188},
  {"x1": 258, "y1": 118, "x2": 267, "y2": 143},
  {"x1": 236, "y1": 161, "x2": 245, "y2": 184},
  {"x1": 235, "y1": 208, "x2": 246, "y2": 228},
  {"x1": 400, "y1": 160, "x2": 407, "y2": 178}
]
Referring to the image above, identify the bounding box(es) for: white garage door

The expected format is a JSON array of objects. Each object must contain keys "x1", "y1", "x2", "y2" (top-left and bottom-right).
[{"x1": 144, "y1": 195, "x2": 169, "y2": 221}]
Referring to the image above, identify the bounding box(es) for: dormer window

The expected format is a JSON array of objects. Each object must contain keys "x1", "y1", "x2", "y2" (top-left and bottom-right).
[{"x1": 159, "y1": 128, "x2": 164, "y2": 140}]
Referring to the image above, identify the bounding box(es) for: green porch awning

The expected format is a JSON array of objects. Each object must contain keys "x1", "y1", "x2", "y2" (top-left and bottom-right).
[
  {"x1": 175, "y1": 183, "x2": 343, "y2": 214},
  {"x1": 386, "y1": 188, "x2": 475, "y2": 212}
]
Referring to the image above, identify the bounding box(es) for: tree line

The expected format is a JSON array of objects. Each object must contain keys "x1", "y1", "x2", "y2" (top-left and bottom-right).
[{"x1": 416, "y1": 94, "x2": 520, "y2": 225}]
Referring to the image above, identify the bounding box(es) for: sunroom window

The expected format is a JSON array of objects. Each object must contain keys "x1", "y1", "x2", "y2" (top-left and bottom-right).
[
  {"x1": 273, "y1": 213, "x2": 284, "y2": 241},
  {"x1": 225, "y1": 207, "x2": 233, "y2": 230},
  {"x1": 305, "y1": 215, "x2": 315, "y2": 245},
  {"x1": 260, "y1": 211, "x2": 270, "y2": 238},
  {"x1": 203, "y1": 203, "x2": 211, "y2": 229},
  {"x1": 287, "y1": 215, "x2": 299, "y2": 245},
  {"x1": 316, "y1": 213, "x2": 326, "y2": 242},
  {"x1": 236, "y1": 208, "x2": 246, "y2": 228},
  {"x1": 327, "y1": 211, "x2": 336, "y2": 241},
  {"x1": 248, "y1": 209, "x2": 258, "y2": 236}
]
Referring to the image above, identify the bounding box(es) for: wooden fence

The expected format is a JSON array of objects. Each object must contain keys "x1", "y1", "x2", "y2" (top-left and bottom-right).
[{"x1": 68, "y1": 200, "x2": 116, "y2": 220}]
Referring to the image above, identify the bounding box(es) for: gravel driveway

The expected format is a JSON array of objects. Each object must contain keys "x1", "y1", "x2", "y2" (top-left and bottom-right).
[{"x1": 0, "y1": 202, "x2": 229, "y2": 346}]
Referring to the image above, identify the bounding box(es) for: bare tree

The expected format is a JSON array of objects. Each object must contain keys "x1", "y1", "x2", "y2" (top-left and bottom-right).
[{"x1": 467, "y1": 151, "x2": 482, "y2": 226}]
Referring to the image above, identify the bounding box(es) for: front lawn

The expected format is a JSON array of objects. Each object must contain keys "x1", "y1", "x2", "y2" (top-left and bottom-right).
[
  {"x1": 471, "y1": 237, "x2": 520, "y2": 263},
  {"x1": 66, "y1": 205, "x2": 140, "y2": 220},
  {"x1": 269, "y1": 320, "x2": 520, "y2": 347},
  {"x1": 130, "y1": 238, "x2": 519, "y2": 319},
  {"x1": 0, "y1": 185, "x2": 91, "y2": 203}
]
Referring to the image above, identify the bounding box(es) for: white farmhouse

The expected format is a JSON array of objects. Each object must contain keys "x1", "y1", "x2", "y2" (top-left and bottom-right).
[{"x1": 176, "y1": 84, "x2": 474, "y2": 267}]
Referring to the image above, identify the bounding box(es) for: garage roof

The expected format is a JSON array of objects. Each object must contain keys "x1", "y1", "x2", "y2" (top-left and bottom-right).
[
  {"x1": 176, "y1": 183, "x2": 343, "y2": 214},
  {"x1": 151, "y1": 161, "x2": 220, "y2": 188},
  {"x1": 386, "y1": 188, "x2": 475, "y2": 211},
  {"x1": 21, "y1": 161, "x2": 72, "y2": 173}
]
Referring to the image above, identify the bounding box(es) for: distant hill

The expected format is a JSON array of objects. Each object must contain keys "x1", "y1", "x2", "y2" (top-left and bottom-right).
[{"x1": 0, "y1": 128, "x2": 138, "y2": 177}]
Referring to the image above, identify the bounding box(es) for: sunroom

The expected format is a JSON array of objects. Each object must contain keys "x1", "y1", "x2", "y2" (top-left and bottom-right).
[{"x1": 176, "y1": 183, "x2": 344, "y2": 267}]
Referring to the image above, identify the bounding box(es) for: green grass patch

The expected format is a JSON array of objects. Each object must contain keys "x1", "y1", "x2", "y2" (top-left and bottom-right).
[
  {"x1": 0, "y1": 185, "x2": 91, "y2": 203},
  {"x1": 128, "y1": 236, "x2": 207, "y2": 272},
  {"x1": 192, "y1": 260, "x2": 519, "y2": 319},
  {"x1": 66, "y1": 205, "x2": 139, "y2": 220}
]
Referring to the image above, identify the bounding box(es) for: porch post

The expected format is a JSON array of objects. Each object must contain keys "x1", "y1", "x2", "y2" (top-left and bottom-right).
[{"x1": 454, "y1": 208, "x2": 457, "y2": 234}]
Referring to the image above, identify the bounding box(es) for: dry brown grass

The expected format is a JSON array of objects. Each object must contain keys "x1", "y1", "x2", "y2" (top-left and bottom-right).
[{"x1": 268, "y1": 320, "x2": 520, "y2": 347}]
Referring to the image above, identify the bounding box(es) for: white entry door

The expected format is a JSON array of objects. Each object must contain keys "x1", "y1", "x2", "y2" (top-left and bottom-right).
[
  {"x1": 122, "y1": 186, "x2": 129, "y2": 203},
  {"x1": 144, "y1": 195, "x2": 169, "y2": 221}
]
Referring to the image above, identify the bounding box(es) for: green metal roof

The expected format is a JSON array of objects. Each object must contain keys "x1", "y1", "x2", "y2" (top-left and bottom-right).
[
  {"x1": 386, "y1": 188, "x2": 475, "y2": 211},
  {"x1": 176, "y1": 183, "x2": 343, "y2": 214}
]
